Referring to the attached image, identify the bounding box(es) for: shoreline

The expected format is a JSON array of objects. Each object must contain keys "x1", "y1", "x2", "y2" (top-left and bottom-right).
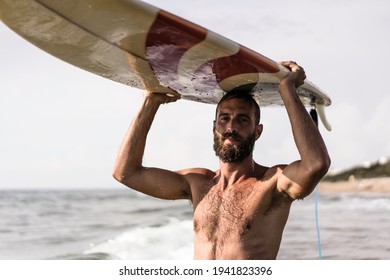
[{"x1": 318, "y1": 177, "x2": 390, "y2": 193}]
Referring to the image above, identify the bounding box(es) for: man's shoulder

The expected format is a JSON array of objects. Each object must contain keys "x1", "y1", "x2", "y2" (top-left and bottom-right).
[
  {"x1": 177, "y1": 168, "x2": 216, "y2": 205},
  {"x1": 254, "y1": 164, "x2": 294, "y2": 200},
  {"x1": 255, "y1": 164, "x2": 287, "y2": 179},
  {"x1": 262, "y1": 164, "x2": 296, "y2": 202},
  {"x1": 177, "y1": 167, "x2": 216, "y2": 179}
]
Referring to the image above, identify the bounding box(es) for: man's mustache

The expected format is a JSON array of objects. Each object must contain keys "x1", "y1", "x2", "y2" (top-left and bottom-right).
[{"x1": 222, "y1": 131, "x2": 242, "y2": 141}]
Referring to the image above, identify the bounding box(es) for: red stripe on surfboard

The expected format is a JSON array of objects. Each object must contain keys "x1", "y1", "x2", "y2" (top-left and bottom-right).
[
  {"x1": 145, "y1": 10, "x2": 207, "y2": 76},
  {"x1": 213, "y1": 46, "x2": 280, "y2": 83},
  {"x1": 145, "y1": 10, "x2": 280, "y2": 92}
]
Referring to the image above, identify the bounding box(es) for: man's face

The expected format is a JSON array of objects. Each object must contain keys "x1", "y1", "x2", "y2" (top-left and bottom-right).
[{"x1": 213, "y1": 98, "x2": 262, "y2": 163}]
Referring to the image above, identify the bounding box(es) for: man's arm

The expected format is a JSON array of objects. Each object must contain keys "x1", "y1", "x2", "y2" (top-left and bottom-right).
[
  {"x1": 277, "y1": 61, "x2": 331, "y2": 200},
  {"x1": 112, "y1": 92, "x2": 193, "y2": 200}
]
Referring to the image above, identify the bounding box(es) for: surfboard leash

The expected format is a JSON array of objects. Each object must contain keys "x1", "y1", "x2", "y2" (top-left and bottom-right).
[
  {"x1": 310, "y1": 107, "x2": 318, "y2": 127},
  {"x1": 315, "y1": 182, "x2": 322, "y2": 259},
  {"x1": 310, "y1": 106, "x2": 323, "y2": 260}
]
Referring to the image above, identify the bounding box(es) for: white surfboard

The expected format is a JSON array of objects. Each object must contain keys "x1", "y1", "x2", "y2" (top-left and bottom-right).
[{"x1": 0, "y1": 0, "x2": 332, "y2": 130}]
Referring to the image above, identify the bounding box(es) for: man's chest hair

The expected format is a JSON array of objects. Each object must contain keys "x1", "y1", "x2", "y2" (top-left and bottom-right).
[{"x1": 193, "y1": 182, "x2": 285, "y2": 238}]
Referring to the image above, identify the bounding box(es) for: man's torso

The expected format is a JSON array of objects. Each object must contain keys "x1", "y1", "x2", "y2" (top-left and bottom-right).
[{"x1": 190, "y1": 165, "x2": 292, "y2": 259}]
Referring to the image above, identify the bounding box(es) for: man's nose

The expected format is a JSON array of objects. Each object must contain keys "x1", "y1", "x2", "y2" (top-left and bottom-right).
[{"x1": 226, "y1": 119, "x2": 238, "y2": 133}]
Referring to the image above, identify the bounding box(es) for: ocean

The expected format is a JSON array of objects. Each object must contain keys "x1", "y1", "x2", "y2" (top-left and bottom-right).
[{"x1": 0, "y1": 188, "x2": 389, "y2": 260}]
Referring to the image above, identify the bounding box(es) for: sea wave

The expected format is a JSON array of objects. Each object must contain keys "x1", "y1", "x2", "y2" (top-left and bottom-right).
[{"x1": 83, "y1": 218, "x2": 193, "y2": 260}]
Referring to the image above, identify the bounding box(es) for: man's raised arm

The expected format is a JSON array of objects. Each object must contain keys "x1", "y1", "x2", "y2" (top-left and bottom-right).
[
  {"x1": 277, "y1": 61, "x2": 331, "y2": 200},
  {"x1": 112, "y1": 92, "x2": 192, "y2": 200}
]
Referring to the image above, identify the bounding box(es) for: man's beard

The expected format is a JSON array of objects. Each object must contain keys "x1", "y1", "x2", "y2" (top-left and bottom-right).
[{"x1": 213, "y1": 130, "x2": 256, "y2": 163}]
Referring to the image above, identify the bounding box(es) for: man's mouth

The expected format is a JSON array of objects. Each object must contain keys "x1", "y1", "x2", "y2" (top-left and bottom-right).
[{"x1": 222, "y1": 132, "x2": 241, "y2": 143}]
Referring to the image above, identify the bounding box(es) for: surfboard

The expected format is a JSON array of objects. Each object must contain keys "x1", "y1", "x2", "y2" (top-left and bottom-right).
[{"x1": 0, "y1": 0, "x2": 332, "y2": 130}]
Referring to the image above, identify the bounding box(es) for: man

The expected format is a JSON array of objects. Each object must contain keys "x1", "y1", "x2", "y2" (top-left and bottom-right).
[{"x1": 113, "y1": 61, "x2": 330, "y2": 259}]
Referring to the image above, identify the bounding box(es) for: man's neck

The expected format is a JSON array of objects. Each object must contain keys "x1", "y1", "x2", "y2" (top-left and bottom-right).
[{"x1": 218, "y1": 156, "x2": 255, "y2": 189}]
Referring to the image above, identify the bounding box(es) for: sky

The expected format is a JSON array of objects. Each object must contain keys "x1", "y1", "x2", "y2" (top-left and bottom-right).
[{"x1": 1, "y1": 0, "x2": 389, "y2": 189}]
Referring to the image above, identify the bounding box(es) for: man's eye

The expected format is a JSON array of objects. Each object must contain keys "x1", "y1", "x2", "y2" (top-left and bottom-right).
[{"x1": 219, "y1": 116, "x2": 229, "y2": 122}]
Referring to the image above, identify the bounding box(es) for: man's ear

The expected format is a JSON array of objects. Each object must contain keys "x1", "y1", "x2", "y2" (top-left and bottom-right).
[
  {"x1": 255, "y1": 124, "x2": 263, "y2": 140},
  {"x1": 213, "y1": 120, "x2": 216, "y2": 131}
]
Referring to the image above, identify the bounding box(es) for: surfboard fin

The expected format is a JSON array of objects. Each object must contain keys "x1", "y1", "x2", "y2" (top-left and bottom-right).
[{"x1": 315, "y1": 103, "x2": 332, "y2": 131}]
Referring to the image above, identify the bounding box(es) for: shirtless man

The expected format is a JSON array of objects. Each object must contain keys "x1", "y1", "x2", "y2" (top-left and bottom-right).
[{"x1": 113, "y1": 61, "x2": 330, "y2": 259}]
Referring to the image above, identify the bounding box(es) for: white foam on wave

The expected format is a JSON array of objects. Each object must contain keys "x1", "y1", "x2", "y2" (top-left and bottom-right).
[{"x1": 84, "y1": 218, "x2": 193, "y2": 260}]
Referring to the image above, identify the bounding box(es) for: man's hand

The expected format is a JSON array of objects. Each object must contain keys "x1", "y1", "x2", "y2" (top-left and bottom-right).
[
  {"x1": 144, "y1": 91, "x2": 181, "y2": 105},
  {"x1": 279, "y1": 61, "x2": 307, "y2": 89}
]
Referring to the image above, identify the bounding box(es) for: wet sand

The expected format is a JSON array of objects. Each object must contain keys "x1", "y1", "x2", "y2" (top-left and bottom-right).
[{"x1": 319, "y1": 177, "x2": 390, "y2": 193}]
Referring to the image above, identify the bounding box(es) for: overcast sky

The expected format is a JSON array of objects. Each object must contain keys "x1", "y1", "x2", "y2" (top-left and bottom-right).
[{"x1": 1, "y1": 0, "x2": 389, "y2": 189}]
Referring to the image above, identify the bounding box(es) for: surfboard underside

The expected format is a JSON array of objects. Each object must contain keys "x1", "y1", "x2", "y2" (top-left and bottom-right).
[{"x1": 0, "y1": 0, "x2": 331, "y2": 108}]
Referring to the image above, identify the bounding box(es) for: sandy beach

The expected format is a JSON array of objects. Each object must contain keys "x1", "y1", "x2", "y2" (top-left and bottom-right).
[{"x1": 319, "y1": 177, "x2": 390, "y2": 193}]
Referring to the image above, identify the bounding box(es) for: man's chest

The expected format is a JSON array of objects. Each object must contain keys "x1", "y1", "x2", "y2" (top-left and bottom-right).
[{"x1": 193, "y1": 183, "x2": 276, "y2": 240}]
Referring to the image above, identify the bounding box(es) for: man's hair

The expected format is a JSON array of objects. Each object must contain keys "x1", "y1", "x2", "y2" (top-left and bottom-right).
[{"x1": 216, "y1": 90, "x2": 261, "y2": 124}]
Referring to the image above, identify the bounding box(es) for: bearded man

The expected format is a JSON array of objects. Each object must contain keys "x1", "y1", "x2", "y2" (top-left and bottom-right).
[{"x1": 113, "y1": 61, "x2": 330, "y2": 259}]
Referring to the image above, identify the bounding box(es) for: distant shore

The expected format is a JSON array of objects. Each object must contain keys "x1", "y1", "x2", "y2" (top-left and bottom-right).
[{"x1": 319, "y1": 177, "x2": 390, "y2": 193}]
